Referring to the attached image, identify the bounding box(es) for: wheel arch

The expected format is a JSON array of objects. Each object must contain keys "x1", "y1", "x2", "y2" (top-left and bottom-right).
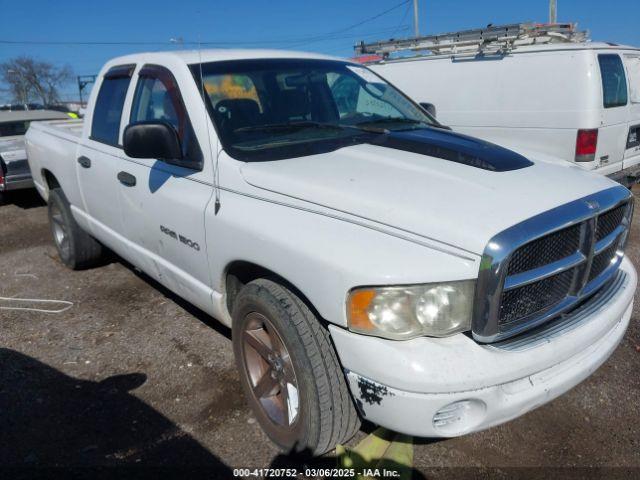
[
  {"x1": 41, "y1": 168, "x2": 61, "y2": 191},
  {"x1": 223, "y1": 260, "x2": 325, "y2": 325}
]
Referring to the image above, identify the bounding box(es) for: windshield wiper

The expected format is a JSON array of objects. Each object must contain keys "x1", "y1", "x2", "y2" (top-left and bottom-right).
[
  {"x1": 234, "y1": 121, "x2": 387, "y2": 134},
  {"x1": 357, "y1": 117, "x2": 452, "y2": 131},
  {"x1": 357, "y1": 117, "x2": 425, "y2": 127},
  {"x1": 235, "y1": 121, "x2": 342, "y2": 133}
]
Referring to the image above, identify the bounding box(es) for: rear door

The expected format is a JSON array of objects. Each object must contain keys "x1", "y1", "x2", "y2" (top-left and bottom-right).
[
  {"x1": 596, "y1": 53, "x2": 629, "y2": 176},
  {"x1": 76, "y1": 65, "x2": 135, "y2": 253},
  {"x1": 118, "y1": 64, "x2": 215, "y2": 313},
  {"x1": 622, "y1": 53, "x2": 640, "y2": 171}
]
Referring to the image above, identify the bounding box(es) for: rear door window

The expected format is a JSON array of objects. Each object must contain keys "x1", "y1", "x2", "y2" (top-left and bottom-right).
[
  {"x1": 91, "y1": 65, "x2": 135, "y2": 146},
  {"x1": 598, "y1": 54, "x2": 628, "y2": 108}
]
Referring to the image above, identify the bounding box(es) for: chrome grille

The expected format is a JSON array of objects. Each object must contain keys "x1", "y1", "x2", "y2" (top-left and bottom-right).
[
  {"x1": 473, "y1": 186, "x2": 632, "y2": 343},
  {"x1": 588, "y1": 242, "x2": 619, "y2": 282},
  {"x1": 507, "y1": 224, "x2": 581, "y2": 275},
  {"x1": 595, "y1": 204, "x2": 625, "y2": 242},
  {"x1": 491, "y1": 269, "x2": 628, "y2": 352},
  {"x1": 499, "y1": 268, "x2": 575, "y2": 324}
]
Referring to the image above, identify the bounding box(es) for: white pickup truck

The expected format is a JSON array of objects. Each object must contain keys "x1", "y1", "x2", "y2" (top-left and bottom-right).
[{"x1": 26, "y1": 49, "x2": 637, "y2": 454}]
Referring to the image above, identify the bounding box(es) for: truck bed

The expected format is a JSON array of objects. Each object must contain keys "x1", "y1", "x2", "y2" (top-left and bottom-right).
[
  {"x1": 26, "y1": 119, "x2": 84, "y2": 203},
  {"x1": 30, "y1": 118, "x2": 84, "y2": 141}
]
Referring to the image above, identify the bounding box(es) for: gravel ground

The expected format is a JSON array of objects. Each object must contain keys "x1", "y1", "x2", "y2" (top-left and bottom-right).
[{"x1": 1, "y1": 187, "x2": 639, "y2": 479}]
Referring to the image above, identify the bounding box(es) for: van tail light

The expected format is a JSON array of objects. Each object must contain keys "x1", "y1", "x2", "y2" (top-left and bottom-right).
[{"x1": 575, "y1": 129, "x2": 598, "y2": 162}]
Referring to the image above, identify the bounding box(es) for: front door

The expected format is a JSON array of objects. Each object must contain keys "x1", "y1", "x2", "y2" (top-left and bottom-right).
[{"x1": 118, "y1": 64, "x2": 215, "y2": 313}]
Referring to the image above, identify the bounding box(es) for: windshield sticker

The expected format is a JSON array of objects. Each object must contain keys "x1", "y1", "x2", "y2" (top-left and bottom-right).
[{"x1": 347, "y1": 65, "x2": 383, "y2": 84}]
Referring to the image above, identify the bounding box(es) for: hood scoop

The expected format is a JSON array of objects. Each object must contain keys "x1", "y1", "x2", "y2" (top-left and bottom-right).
[{"x1": 367, "y1": 128, "x2": 533, "y2": 172}]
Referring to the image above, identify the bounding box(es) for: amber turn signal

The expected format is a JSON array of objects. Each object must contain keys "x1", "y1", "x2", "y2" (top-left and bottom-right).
[{"x1": 347, "y1": 289, "x2": 376, "y2": 331}]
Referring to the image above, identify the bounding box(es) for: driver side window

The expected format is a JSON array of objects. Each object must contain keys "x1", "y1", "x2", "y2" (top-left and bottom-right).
[{"x1": 130, "y1": 65, "x2": 203, "y2": 168}]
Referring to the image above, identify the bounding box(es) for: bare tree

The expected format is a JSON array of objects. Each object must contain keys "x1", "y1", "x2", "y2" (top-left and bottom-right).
[{"x1": 0, "y1": 56, "x2": 73, "y2": 105}]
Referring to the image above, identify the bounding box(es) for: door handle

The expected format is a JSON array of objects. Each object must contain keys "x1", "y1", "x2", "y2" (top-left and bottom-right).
[
  {"x1": 77, "y1": 156, "x2": 91, "y2": 168},
  {"x1": 117, "y1": 171, "x2": 136, "y2": 187}
]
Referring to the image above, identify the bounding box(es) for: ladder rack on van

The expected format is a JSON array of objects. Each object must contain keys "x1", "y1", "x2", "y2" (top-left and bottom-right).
[{"x1": 354, "y1": 22, "x2": 589, "y2": 58}]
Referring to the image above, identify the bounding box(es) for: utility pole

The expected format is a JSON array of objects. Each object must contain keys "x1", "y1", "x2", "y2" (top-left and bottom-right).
[
  {"x1": 77, "y1": 75, "x2": 96, "y2": 104},
  {"x1": 413, "y1": 0, "x2": 420, "y2": 37},
  {"x1": 549, "y1": 0, "x2": 557, "y2": 24}
]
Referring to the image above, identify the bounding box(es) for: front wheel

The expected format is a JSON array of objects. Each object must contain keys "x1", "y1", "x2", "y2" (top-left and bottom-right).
[{"x1": 232, "y1": 279, "x2": 360, "y2": 455}]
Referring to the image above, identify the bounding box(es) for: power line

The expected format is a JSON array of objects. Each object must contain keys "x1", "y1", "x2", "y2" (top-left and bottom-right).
[
  {"x1": 319, "y1": 0, "x2": 410, "y2": 36},
  {"x1": 388, "y1": 1, "x2": 413, "y2": 39},
  {"x1": 0, "y1": 1, "x2": 411, "y2": 49},
  {"x1": 0, "y1": 27, "x2": 406, "y2": 48}
]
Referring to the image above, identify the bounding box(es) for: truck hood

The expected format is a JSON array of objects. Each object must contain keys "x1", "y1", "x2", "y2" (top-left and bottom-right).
[{"x1": 240, "y1": 130, "x2": 614, "y2": 256}]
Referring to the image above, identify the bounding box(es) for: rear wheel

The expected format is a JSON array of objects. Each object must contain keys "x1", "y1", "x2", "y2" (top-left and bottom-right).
[
  {"x1": 48, "y1": 188, "x2": 104, "y2": 269},
  {"x1": 232, "y1": 279, "x2": 360, "y2": 455}
]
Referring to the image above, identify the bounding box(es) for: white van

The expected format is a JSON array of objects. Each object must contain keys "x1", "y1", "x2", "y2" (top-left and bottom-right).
[{"x1": 367, "y1": 32, "x2": 640, "y2": 185}]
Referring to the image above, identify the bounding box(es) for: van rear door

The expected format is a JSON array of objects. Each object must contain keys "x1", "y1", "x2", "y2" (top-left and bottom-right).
[
  {"x1": 595, "y1": 53, "x2": 629, "y2": 176},
  {"x1": 622, "y1": 53, "x2": 640, "y2": 172}
]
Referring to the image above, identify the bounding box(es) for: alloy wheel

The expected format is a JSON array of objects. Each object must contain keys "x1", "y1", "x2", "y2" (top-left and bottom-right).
[
  {"x1": 241, "y1": 311, "x2": 299, "y2": 427},
  {"x1": 50, "y1": 202, "x2": 70, "y2": 258}
]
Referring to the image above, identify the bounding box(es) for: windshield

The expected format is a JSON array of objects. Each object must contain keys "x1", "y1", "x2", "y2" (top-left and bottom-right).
[{"x1": 191, "y1": 58, "x2": 437, "y2": 161}]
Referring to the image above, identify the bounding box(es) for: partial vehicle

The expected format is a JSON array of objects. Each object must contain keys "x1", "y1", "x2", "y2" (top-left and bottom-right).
[
  {"x1": 0, "y1": 103, "x2": 44, "y2": 111},
  {"x1": 0, "y1": 110, "x2": 72, "y2": 202},
  {"x1": 26, "y1": 49, "x2": 636, "y2": 454},
  {"x1": 361, "y1": 23, "x2": 640, "y2": 186}
]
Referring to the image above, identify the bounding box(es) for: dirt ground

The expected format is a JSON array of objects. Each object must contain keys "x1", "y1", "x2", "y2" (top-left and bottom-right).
[{"x1": 1, "y1": 187, "x2": 639, "y2": 479}]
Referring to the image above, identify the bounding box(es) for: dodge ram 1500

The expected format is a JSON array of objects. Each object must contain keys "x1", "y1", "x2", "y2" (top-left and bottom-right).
[{"x1": 25, "y1": 49, "x2": 636, "y2": 454}]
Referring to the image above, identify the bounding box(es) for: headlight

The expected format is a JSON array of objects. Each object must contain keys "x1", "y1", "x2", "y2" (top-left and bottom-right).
[{"x1": 347, "y1": 280, "x2": 475, "y2": 340}]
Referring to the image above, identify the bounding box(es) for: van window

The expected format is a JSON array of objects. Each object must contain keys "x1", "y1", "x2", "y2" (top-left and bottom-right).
[
  {"x1": 624, "y1": 55, "x2": 640, "y2": 103},
  {"x1": 91, "y1": 66, "x2": 134, "y2": 145},
  {"x1": 598, "y1": 54, "x2": 628, "y2": 108}
]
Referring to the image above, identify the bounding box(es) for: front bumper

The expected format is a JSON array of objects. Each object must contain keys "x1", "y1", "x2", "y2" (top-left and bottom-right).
[{"x1": 330, "y1": 257, "x2": 636, "y2": 438}]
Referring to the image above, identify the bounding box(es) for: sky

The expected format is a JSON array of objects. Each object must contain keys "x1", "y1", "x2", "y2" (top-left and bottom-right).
[{"x1": 1, "y1": 0, "x2": 639, "y2": 102}]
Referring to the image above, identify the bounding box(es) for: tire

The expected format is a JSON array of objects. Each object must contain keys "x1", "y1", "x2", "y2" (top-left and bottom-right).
[
  {"x1": 232, "y1": 279, "x2": 360, "y2": 455},
  {"x1": 48, "y1": 188, "x2": 104, "y2": 269}
]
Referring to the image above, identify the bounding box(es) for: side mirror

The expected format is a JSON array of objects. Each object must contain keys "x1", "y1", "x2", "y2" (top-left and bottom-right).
[
  {"x1": 123, "y1": 121, "x2": 182, "y2": 162},
  {"x1": 420, "y1": 102, "x2": 437, "y2": 118}
]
